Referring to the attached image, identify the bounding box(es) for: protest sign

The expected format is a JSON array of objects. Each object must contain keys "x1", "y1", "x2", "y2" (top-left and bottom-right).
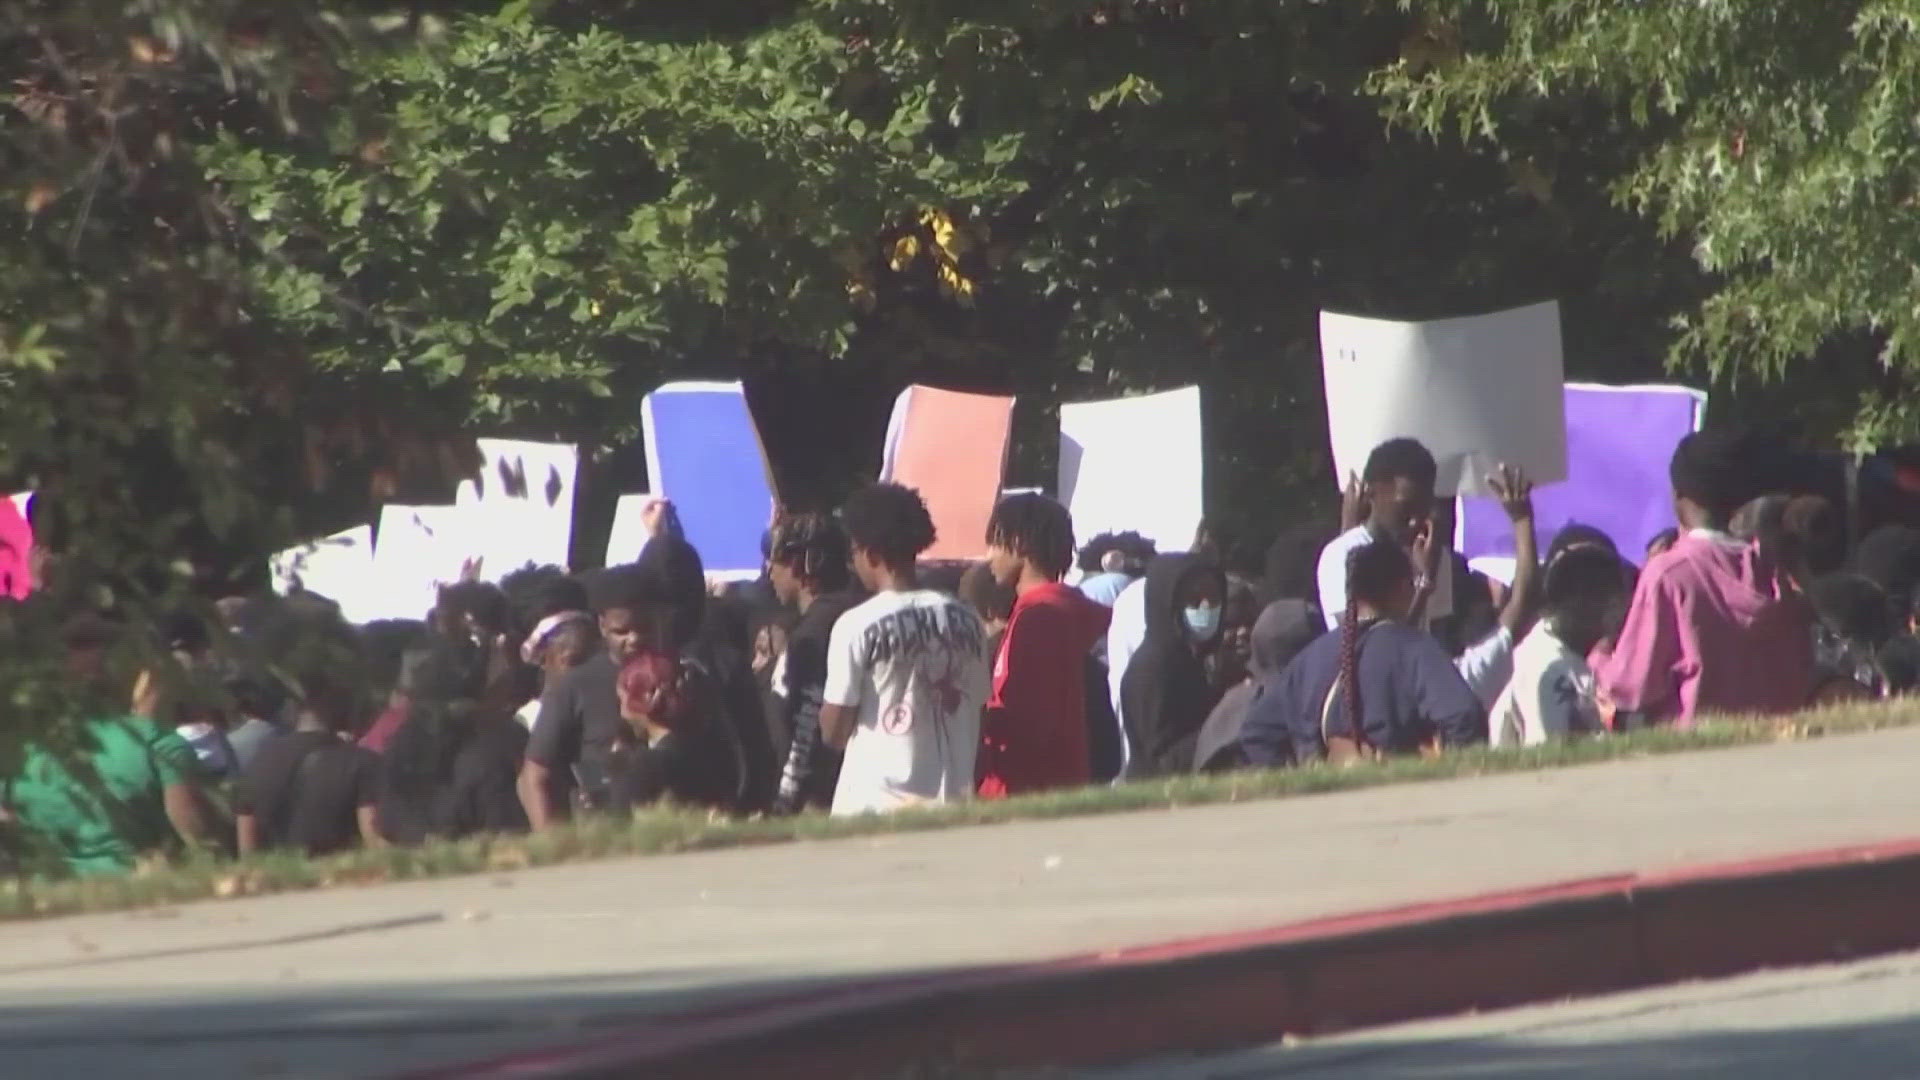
[
  {"x1": 454, "y1": 438, "x2": 578, "y2": 579},
  {"x1": 271, "y1": 525, "x2": 378, "y2": 622},
  {"x1": 368, "y1": 506, "x2": 479, "y2": 623},
  {"x1": 604, "y1": 492, "x2": 654, "y2": 567},
  {"x1": 1059, "y1": 386, "x2": 1203, "y2": 553},
  {"x1": 642, "y1": 382, "x2": 776, "y2": 580},
  {"x1": 1459, "y1": 383, "x2": 1706, "y2": 571},
  {"x1": 1321, "y1": 300, "x2": 1567, "y2": 496},
  {"x1": 880, "y1": 385, "x2": 1013, "y2": 561}
]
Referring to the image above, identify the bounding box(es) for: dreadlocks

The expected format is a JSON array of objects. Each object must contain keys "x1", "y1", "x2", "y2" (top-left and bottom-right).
[{"x1": 985, "y1": 493, "x2": 1076, "y2": 581}]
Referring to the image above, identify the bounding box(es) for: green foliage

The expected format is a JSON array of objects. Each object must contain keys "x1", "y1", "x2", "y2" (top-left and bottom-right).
[
  {"x1": 214, "y1": 0, "x2": 1707, "y2": 542},
  {"x1": 1378, "y1": 0, "x2": 1920, "y2": 446},
  {"x1": 0, "y1": 2, "x2": 438, "y2": 769}
]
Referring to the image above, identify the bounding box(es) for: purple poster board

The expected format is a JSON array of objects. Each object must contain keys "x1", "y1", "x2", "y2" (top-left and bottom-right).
[
  {"x1": 1458, "y1": 384, "x2": 1704, "y2": 569},
  {"x1": 641, "y1": 382, "x2": 777, "y2": 580}
]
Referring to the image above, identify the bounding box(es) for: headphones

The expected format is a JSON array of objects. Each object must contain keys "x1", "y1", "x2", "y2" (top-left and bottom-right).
[{"x1": 772, "y1": 518, "x2": 841, "y2": 582}]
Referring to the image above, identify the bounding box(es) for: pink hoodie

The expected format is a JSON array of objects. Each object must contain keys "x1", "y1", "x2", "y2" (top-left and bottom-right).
[{"x1": 1598, "y1": 531, "x2": 1814, "y2": 726}]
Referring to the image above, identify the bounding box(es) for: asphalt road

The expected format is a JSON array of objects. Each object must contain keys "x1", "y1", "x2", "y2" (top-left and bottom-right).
[
  {"x1": 7, "y1": 726, "x2": 1920, "y2": 1078},
  {"x1": 1088, "y1": 949, "x2": 1920, "y2": 1080}
]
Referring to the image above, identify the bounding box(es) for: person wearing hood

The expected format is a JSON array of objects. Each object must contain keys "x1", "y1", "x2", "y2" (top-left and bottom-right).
[
  {"x1": 1119, "y1": 551, "x2": 1229, "y2": 777},
  {"x1": 1192, "y1": 599, "x2": 1319, "y2": 772},
  {"x1": 977, "y1": 495, "x2": 1113, "y2": 798},
  {"x1": 632, "y1": 502, "x2": 779, "y2": 813},
  {"x1": 1597, "y1": 428, "x2": 1815, "y2": 726}
]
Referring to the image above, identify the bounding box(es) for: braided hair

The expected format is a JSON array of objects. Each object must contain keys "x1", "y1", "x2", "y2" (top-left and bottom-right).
[
  {"x1": 1340, "y1": 539, "x2": 1415, "y2": 751},
  {"x1": 986, "y1": 494, "x2": 1076, "y2": 581}
]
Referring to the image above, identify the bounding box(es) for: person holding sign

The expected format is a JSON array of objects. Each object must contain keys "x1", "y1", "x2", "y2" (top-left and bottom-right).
[{"x1": 1317, "y1": 438, "x2": 1440, "y2": 632}]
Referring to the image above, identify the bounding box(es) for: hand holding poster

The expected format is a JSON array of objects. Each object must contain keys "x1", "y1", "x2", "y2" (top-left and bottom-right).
[
  {"x1": 1059, "y1": 386, "x2": 1203, "y2": 553},
  {"x1": 1459, "y1": 383, "x2": 1706, "y2": 571},
  {"x1": 604, "y1": 492, "x2": 655, "y2": 567},
  {"x1": 1320, "y1": 300, "x2": 1567, "y2": 496},
  {"x1": 641, "y1": 382, "x2": 777, "y2": 580},
  {"x1": 880, "y1": 385, "x2": 1014, "y2": 562}
]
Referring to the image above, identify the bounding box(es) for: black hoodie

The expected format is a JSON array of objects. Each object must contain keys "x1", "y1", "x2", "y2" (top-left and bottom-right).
[
  {"x1": 634, "y1": 534, "x2": 779, "y2": 813},
  {"x1": 1120, "y1": 552, "x2": 1229, "y2": 778}
]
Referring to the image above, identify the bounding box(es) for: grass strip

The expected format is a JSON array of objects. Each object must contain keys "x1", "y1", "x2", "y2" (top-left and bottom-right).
[{"x1": 3, "y1": 700, "x2": 1912, "y2": 921}]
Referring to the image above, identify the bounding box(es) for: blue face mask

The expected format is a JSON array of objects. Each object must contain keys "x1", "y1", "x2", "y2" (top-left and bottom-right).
[{"x1": 1183, "y1": 603, "x2": 1221, "y2": 639}]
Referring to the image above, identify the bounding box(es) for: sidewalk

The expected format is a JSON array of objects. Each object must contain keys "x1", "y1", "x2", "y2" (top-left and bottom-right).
[{"x1": 4, "y1": 725, "x2": 1920, "y2": 1078}]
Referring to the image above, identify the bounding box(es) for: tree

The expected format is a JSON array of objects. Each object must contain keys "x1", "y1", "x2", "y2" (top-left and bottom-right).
[
  {"x1": 220, "y1": 0, "x2": 1707, "y2": 552},
  {"x1": 1377, "y1": 0, "x2": 1920, "y2": 451},
  {"x1": 0, "y1": 2, "x2": 452, "y2": 777}
]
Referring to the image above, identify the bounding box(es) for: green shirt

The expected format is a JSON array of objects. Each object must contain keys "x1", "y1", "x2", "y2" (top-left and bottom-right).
[{"x1": 6, "y1": 716, "x2": 198, "y2": 876}]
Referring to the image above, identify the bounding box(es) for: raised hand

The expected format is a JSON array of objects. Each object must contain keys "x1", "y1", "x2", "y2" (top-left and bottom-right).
[
  {"x1": 1486, "y1": 463, "x2": 1534, "y2": 523},
  {"x1": 1341, "y1": 471, "x2": 1368, "y2": 531}
]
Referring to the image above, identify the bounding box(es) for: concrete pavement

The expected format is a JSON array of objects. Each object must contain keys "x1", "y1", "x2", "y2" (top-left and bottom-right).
[
  {"x1": 1089, "y1": 947, "x2": 1920, "y2": 1079},
  {"x1": 5, "y1": 724, "x2": 1920, "y2": 1077}
]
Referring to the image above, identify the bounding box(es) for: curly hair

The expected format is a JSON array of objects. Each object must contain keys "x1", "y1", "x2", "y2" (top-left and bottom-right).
[
  {"x1": 840, "y1": 483, "x2": 938, "y2": 569},
  {"x1": 1363, "y1": 438, "x2": 1437, "y2": 488},
  {"x1": 1077, "y1": 530, "x2": 1157, "y2": 575},
  {"x1": 1672, "y1": 426, "x2": 1773, "y2": 523}
]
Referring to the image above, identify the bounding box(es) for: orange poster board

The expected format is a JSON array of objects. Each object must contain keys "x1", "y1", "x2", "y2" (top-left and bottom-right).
[{"x1": 879, "y1": 386, "x2": 1013, "y2": 562}]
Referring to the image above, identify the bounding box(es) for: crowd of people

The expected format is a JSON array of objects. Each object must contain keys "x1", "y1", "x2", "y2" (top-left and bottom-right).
[{"x1": 6, "y1": 424, "x2": 1919, "y2": 878}]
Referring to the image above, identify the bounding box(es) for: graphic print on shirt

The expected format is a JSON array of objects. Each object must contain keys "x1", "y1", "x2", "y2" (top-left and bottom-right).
[
  {"x1": 828, "y1": 591, "x2": 992, "y2": 814},
  {"x1": 857, "y1": 603, "x2": 986, "y2": 669}
]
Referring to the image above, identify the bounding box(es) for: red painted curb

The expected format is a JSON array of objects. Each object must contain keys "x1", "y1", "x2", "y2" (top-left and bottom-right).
[{"x1": 410, "y1": 837, "x2": 1920, "y2": 1079}]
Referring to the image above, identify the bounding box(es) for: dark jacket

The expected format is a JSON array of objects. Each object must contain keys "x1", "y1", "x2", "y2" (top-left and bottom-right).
[
  {"x1": 1119, "y1": 553, "x2": 1228, "y2": 777},
  {"x1": 1192, "y1": 599, "x2": 1318, "y2": 772},
  {"x1": 637, "y1": 534, "x2": 779, "y2": 813},
  {"x1": 1239, "y1": 619, "x2": 1485, "y2": 765},
  {"x1": 774, "y1": 590, "x2": 862, "y2": 813}
]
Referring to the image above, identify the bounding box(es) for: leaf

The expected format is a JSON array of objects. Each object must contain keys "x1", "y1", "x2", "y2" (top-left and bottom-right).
[{"x1": 487, "y1": 114, "x2": 513, "y2": 143}]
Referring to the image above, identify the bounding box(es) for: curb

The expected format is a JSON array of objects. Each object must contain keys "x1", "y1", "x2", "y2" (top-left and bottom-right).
[{"x1": 413, "y1": 837, "x2": 1920, "y2": 1079}]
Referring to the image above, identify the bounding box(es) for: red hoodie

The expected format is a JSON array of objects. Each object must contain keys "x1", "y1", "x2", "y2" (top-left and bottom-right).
[{"x1": 978, "y1": 581, "x2": 1113, "y2": 798}]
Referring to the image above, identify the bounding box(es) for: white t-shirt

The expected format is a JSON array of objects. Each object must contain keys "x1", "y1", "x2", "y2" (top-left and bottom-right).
[
  {"x1": 1488, "y1": 625, "x2": 1598, "y2": 748},
  {"x1": 1456, "y1": 625, "x2": 1515, "y2": 710},
  {"x1": 823, "y1": 589, "x2": 991, "y2": 815},
  {"x1": 1316, "y1": 523, "x2": 1454, "y2": 630},
  {"x1": 1104, "y1": 577, "x2": 1150, "y2": 778}
]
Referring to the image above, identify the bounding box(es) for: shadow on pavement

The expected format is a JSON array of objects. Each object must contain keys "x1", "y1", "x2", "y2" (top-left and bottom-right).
[
  {"x1": 1084, "y1": 1014, "x2": 1920, "y2": 1080},
  {"x1": 0, "y1": 965, "x2": 948, "y2": 1079}
]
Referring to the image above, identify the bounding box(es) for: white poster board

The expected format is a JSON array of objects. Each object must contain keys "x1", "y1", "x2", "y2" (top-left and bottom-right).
[
  {"x1": 454, "y1": 438, "x2": 578, "y2": 579},
  {"x1": 1320, "y1": 301, "x2": 1567, "y2": 496},
  {"x1": 270, "y1": 525, "x2": 380, "y2": 624},
  {"x1": 604, "y1": 492, "x2": 653, "y2": 568},
  {"x1": 366, "y1": 506, "x2": 480, "y2": 623},
  {"x1": 1059, "y1": 386, "x2": 1204, "y2": 553}
]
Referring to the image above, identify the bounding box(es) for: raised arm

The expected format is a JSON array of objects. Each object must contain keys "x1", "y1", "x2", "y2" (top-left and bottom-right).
[{"x1": 1489, "y1": 465, "x2": 1539, "y2": 638}]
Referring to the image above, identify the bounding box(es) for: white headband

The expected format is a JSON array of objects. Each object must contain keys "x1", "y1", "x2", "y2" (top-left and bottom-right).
[{"x1": 521, "y1": 610, "x2": 592, "y2": 664}]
